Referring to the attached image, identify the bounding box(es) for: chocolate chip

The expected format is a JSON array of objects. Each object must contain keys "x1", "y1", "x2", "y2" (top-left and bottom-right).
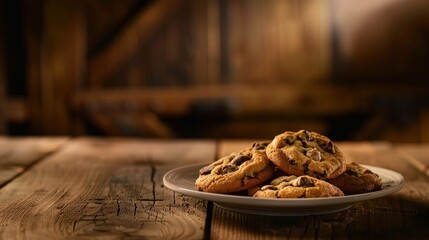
[
  {"x1": 297, "y1": 130, "x2": 313, "y2": 141},
  {"x1": 313, "y1": 171, "x2": 327, "y2": 179},
  {"x1": 252, "y1": 142, "x2": 268, "y2": 150},
  {"x1": 316, "y1": 139, "x2": 336, "y2": 154},
  {"x1": 296, "y1": 177, "x2": 315, "y2": 187},
  {"x1": 289, "y1": 159, "x2": 297, "y2": 165},
  {"x1": 305, "y1": 131, "x2": 313, "y2": 141},
  {"x1": 303, "y1": 161, "x2": 310, "y2": 174},
  {"x1": 199, "y1": 165, "x2": 214, "y2": 175},
  {"x1": 346, "y1": 169, "x2": 360, "y2": 177},
  {"x1": 240, "y1": 178, "x2": 245, "y2": 186},
  {"x1": 231, "y1": 154, "x2": 251, "y2": 166},
  {"x1": 221, "y1": 164, "x2": 238, "y2": 174},
  {"x1": 285, "y1": 135, "x2": 296, "y2": 145},
  {"x1": 302, "y1": 141, "x2": 308, "y2": 148},
  {"x1": 324, "y1": 141, "x2": 335, "y2": 154},
  {"x1": 306, "y1": 148, "x2": 321, "y2": 161}
]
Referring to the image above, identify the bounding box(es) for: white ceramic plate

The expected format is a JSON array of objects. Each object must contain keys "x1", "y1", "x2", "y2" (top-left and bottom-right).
[{"x1": 163, "y1": 163, "x2": 405, "y2": 216}]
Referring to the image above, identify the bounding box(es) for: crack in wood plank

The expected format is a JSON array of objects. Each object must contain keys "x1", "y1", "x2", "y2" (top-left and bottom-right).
[{"x1": 116, "y1": 199, "x2": 121, "y2": 216}]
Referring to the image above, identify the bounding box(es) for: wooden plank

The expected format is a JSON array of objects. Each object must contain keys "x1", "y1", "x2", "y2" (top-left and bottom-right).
[
  {"x1": 0, "y1": 138, "x2": 215, "y2": 239},
  {"x1": 211, "y1": 140, "x2": 429, "y2": 239},
  {"x1": 76, "y1": 84, "x2": 362, "y2": 118},
  {"x1": 89, "y1": 0, "x2": 185, "y2": 87},
  {"x1": 0, "y1": 11, "x2": 7, "y2": 134},
  {"x1": 207, "y1": 0, "x2": 221, "y2": 84},
  {"x1": 77, "y1": 84, "x2": 429, "y2": 118},
  {"x1": 85, "y1": 0, "x2": 142, "y2": 52},
  {"x1": 224, "y1": 0, "x2": 330, "y2": 83},
  {"x1": 23, "y1": 0, "x2": 43, "y2": 134},
  {"x1": 39, "y1": 0, "x2": 86, "y2": 134},
  {"x1": 199, "y1": 119, "x2": 327, "y2": 139},
  {"x1": 396, "y1": 143, "x2": 429, "y2": 177},
  {"x1": 85, "y1": 111, "x2": 174, "y2": 138},
  {"x1": 0, "y1": 137, "x2": 68, "y2": 187}
]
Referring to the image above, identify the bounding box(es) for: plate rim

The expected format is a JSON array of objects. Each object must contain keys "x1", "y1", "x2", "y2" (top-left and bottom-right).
[{"x1": 162, "y1": 163, "x2": 405, "y2": 210}]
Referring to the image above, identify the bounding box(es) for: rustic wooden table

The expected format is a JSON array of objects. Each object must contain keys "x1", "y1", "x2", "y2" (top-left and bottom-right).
[{"x1": 0, "y1": 137, "x2": 428, "y2": 239}]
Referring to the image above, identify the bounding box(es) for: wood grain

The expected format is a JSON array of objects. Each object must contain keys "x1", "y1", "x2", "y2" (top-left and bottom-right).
[
  {"x1": 396, "y1": 143, "x2": 429, "y2": 177},
  {"x1": 0, "y1": 137, "x2": 68, "y2": 187},
  {"x1": 210, "y1": 140, "x2": 429, "y2": 239},
  {"x1": 0, "y1": 138, "x2": 215, "y2": 239},
  {"x1": 1, "y1": 138, "x2": 429, "y2": 239}
]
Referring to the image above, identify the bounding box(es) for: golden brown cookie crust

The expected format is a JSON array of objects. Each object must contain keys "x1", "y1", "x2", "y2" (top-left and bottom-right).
[
  {"x1": 251, "y1": 175, "x2": 344, "y2": 198},
  {"x1": 195, "y1": 148, "x2": 274, "y2": 193},
  {"x1": 327, "y1": 162, "x2": 382, "y2": 195},
  {"x1": 266, "y1": 130, "x2": 346, "y2": 179}
]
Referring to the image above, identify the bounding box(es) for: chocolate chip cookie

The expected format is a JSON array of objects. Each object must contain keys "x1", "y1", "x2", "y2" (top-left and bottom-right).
[
  {"x1": 327, "y1": 162, "x2": 382, "y2": 195},
  {"x1": 251, "y1": 175, "x2": 344, "y2": 198},
  {"x1": 266, "y1": 130, "x2": 346, "y2": 179},
  {"x1": 195, "y1": 147, "x2": 275, "y2": 193}
]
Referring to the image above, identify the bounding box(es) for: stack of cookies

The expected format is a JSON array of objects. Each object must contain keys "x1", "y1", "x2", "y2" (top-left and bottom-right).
[{"x1": 195, "y1": 130, "x2": 381, "y2": 198}]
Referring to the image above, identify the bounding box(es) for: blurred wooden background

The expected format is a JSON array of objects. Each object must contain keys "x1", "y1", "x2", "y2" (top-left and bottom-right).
[{"x1": 1, "y1": 0, "x2": 428, "y2": 142}]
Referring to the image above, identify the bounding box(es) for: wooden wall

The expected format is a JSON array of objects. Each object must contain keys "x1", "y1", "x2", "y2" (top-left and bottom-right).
[
  {"x1": 1, "y1": 0, "x2": 429, "y2": 142},
  {"x1": 82, "y1": 0, "x2": 333, "y2": 138},
  {"x1": 87, "y1": 0, "x2": 330, "y2": 88}
]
